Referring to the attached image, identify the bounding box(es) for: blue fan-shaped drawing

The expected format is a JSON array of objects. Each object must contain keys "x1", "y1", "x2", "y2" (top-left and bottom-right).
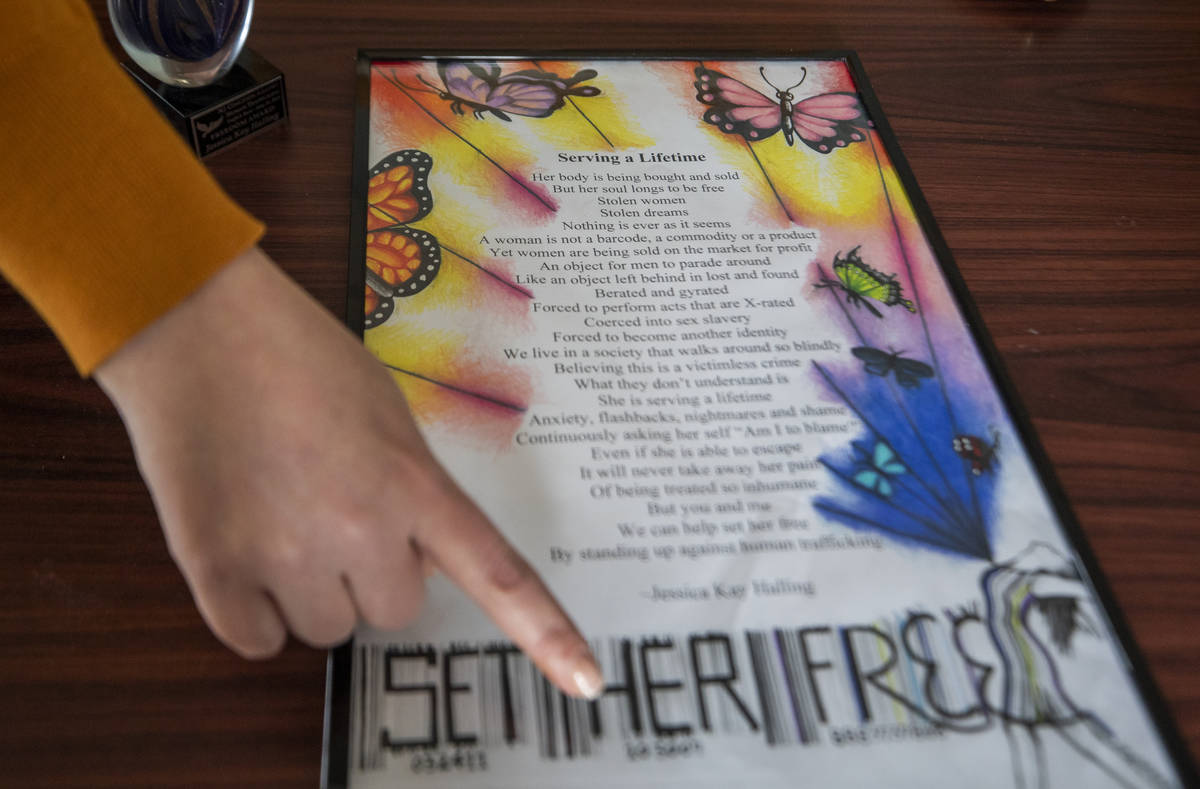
[{"x1": 809, "y1": 240, "x2": 998, "y2": 562}]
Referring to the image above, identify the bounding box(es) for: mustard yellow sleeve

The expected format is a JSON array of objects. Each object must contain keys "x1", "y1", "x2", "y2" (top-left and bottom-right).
[{"x1": 0, "y1": 1, "x2": 264, "y2": 375}]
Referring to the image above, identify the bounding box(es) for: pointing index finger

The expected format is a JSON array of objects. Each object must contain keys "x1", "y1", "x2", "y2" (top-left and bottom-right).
[{"x1": 415, "y1": 492, "x2": 603, "y2": 700}]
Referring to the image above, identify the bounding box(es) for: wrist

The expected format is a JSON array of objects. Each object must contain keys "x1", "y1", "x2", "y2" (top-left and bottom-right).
[{"x1": 95, "y1": 246, "x2": 270, "y2": 401}]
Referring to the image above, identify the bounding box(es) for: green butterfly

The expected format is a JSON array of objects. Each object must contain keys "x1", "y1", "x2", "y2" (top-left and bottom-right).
[{"x1": 815, "y1": 246, "x2": 915, "y2": 318}]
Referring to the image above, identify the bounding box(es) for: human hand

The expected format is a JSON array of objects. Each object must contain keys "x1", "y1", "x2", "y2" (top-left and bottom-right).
[{"x1": 94, "y1": 247, "x2": 602, "y2": 699}]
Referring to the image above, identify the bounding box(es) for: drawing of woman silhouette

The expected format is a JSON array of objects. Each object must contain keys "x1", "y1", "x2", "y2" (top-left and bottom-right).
[{"x1": 978, "y1": 542, "x2": 1174, "y2": 789}]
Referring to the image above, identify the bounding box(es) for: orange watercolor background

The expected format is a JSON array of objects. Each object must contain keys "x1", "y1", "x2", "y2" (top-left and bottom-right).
[
  {"x1": 525, "y1": 60, "x2": 655, "y2": 151},
  {"x1": 372, "y1": 64, "x2": 556, "y2": 220},
  {"x1": 364, "y1": 59, "x2": 651, "y2": 447}
]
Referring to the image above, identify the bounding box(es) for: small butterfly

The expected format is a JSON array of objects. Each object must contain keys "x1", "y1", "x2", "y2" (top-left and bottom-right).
[
  {"x1": 953, "y1": 430, "x2": 1000, "y2": 476},
  {"x1": 694, "y1": 65, "x2": 870, "y2": 152},
  {"x1": 815, "y1": 246, "x2": 916, "y2": 318},
  {"x1": 415, "y1": 61, "x2": 601, "y2": 121},
  {"x1": 852, "y1": 440, "x2": 907, "y2": 497},
  {"x1": 852, "y1": 346, "x2": 934, "y2": 389},
  {"x1": 363, "y1": 149, "x2": 441, "y2": 328}
]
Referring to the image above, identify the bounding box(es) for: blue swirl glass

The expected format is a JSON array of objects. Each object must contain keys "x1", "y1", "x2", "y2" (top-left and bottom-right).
[{"x1": 108, "y1": 0, "x2": 254, "y2": 87}]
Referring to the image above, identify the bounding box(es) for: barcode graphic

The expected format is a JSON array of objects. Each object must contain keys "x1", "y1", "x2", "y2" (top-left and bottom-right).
[{"x1": 352, "y1": 620, "x2": 978, "y2": 770}]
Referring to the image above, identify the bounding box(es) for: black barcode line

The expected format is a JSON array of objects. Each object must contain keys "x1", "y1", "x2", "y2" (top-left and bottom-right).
[
  {"x1": 477, "y1": 648, "x2": 494, "y2": 747},
  {"x1": 354, "y1": 644, "x2": 365, "y2": 770},
  {"x1": 357, "y1": 643, "x2": 385, "y2": 770},
  {"x1": 367, "y1": 644, "x2": 376, "y2": 767},
  {"x1": 535, "y1": 661, "x2": 549, "y2": 757},
  {"x1": 497, "y1": 649, "x2": 515, "y2": 746},
  {"x1": 539, "y1": 664, "x2": 556, "y2": 760},
  {"x1": 768, "y1": 632, "x2": 795, "y2": 744},
  {"x1": 508, "y1": 651, "x2": 525, "y2": 748},
  {"x1": 362, "y1": 644, "x2": 375, "y2": 769},
  {"x1": 587, "y1": 638, "x2": 605, "y2": 744},
  {"x1": 772, "y1": 631, "x2": 800, "y2": 744},
  {"x1": 374, "y1": 644, "x2": 383, "y2": 765},
  {"x1": 560, "y1": 687, "x2": 575, "y2": 758},
  {"x1": 778, "y1": 629, "x2": 818, "y2": 744},
  {"x1": 748, "y1": 632, "x2": 782, "y2": 745}
]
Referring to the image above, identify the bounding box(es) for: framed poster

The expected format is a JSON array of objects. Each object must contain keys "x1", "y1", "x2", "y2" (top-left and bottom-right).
[{"x1": 323, "y1": 52, "x2": 1196, "y2": 788}]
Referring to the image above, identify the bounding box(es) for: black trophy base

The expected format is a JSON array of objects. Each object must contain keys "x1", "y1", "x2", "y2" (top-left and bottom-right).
[{"x1": 122, "y1": 48, "x2": 288, "y2": 158}]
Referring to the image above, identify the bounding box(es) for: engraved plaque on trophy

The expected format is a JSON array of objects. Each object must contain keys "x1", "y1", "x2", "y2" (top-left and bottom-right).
[{"x1": 108, "y1": 0, "x2": 288, "y2": 158}]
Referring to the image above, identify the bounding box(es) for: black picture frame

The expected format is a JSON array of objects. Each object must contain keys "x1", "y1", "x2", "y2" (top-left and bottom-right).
[{"x1": 323, "y1": 50, "x2": 1198, "y2": 789}]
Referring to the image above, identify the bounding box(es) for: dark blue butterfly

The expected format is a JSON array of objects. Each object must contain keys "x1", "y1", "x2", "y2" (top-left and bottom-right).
[{"x1": 852, "y1": 346, "x2": 935, "y2": 389}]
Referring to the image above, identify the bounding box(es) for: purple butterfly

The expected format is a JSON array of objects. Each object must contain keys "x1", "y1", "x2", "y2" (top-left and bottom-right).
[
  {"x1": 416, "y1": 61, "x2": 601, "y2": 121},
  {"x1": 694, "y1": 65, "x2": 870, "y2": 152}
]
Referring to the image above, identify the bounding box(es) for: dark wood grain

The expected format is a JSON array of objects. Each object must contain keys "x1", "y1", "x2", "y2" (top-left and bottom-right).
[{"x1": 2, "y1": 0, "x2": 1197, "y2": 784}]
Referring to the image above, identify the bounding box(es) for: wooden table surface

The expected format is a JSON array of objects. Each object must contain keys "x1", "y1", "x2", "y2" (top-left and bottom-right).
[{"x1": 2, "y1": 0, "x2": 1197, "y2": 785}]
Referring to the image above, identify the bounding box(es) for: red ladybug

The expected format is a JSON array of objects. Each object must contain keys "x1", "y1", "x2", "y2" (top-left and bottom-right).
[{"x1": 953, "y1": 430, "x2": 1000, "y2": 476}]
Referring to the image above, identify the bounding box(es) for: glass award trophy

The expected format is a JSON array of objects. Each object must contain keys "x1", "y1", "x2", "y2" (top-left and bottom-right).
[{"x1": 108, "y1": 0, "x2": 288, "y2": 157}]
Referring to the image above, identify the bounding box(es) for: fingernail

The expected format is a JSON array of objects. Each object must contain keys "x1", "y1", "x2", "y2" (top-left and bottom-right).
[{"x1": 572, "y1": 657, "x2": 604, "y2": 700}]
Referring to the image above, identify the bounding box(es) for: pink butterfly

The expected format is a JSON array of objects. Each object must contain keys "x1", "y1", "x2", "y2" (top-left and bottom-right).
[
  {"x1": 417, "y1": 61, "x2": 600, "y2": 121},
  {"x1": 694, "y1": 65, "x2": 870, "y2": 152}
]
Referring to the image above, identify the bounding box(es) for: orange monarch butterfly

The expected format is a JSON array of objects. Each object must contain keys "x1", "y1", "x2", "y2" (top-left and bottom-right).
[{"x1": 364, "y1": 149, "x2": 441, "y2": 328}]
